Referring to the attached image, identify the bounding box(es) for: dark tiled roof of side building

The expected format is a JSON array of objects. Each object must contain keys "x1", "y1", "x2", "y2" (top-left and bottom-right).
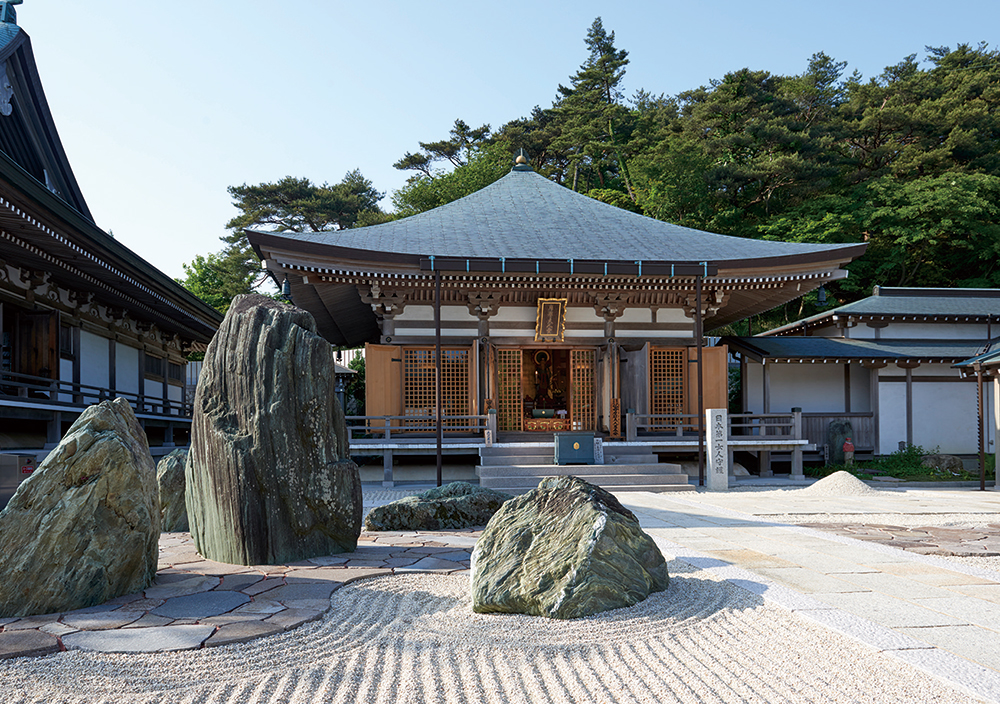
[
  {"x1": 726, "y1": 336, "x2": 989, "y2": 362},
  {"x1": 252, "y1": 167, "x2": 863, "y2": 264},
  {"x1": 765, "y1": 287, "x2": 1000, "y2": 336}
]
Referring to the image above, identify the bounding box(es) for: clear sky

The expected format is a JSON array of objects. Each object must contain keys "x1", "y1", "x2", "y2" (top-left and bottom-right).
[{"x1": 19, "y1": 1, "x2": 1000, "y2": 280}]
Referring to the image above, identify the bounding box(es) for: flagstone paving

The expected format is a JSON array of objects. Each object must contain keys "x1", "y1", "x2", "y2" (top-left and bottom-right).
[{"x1": 0, "y1": 529, "x2": 475, "y2": 659}]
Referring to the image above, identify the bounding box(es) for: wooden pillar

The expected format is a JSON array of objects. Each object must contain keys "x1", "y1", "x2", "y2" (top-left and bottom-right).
[
  {"x1": 844, "y1": 363, "x2": 852, "y2": 412},
  {"x1": 897, "y1": 361, "x2": 920, "y2": 447},
  {"x1": 108, "y1": 337, "x2": 116, "y2": 397},
  {"x1": 695, "y1": 275, "x2": 705, "y2": 486},
  {"x1": 761, "y1": 359, "x2": 771, "y2": 475},
  {"x1": 434, "y1": 268, "x2": 442, "y2": 487},
  {"x1": 72, "y1": 325, "x2": 81, "y2": 404}
]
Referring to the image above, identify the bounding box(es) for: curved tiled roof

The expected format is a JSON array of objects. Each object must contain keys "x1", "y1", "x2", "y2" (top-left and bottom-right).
[{"x1": 255, "y1": 167, "x2": 862, "y2": 265}]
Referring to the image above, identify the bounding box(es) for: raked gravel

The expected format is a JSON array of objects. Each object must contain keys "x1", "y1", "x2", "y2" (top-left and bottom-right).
[{"x1": 0, "y1": 563, "x2": 985, "y2": 704}]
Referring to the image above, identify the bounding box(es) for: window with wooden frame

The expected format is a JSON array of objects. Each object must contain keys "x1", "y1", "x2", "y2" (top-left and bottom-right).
[
  {"x1": 649, "y1": 347, "x2": 685, "y2": 429},
  {"x1": 144, "y1": 354, "x2": 164, "y2": 381},
  {"x1": 402, "y1": 347, "x2": 470, "y2": 430},
  {"x1": 167, "y1": 361, "x2": 183, "y2": 386}
]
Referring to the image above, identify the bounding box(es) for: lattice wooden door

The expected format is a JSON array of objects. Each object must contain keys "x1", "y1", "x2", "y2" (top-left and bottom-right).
[
  {"x1": 495, "y1": 348, "x2": 522, "y2": 432},
  {"x1": 650, "y1": 347, "x2": 685, "y2": 430},
  {"x1": 570, "y1": 349, "x2": 596, "y2": 431},
  {"x1": 402, "y1": 348, "x2": 469, "y2": 430}
]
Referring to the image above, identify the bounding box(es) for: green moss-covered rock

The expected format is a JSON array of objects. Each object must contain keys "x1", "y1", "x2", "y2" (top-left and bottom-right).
[
  {"x1": 364, "y1": 482, "x2": 511, "y2": 531},
  {"x1": 0, "y1": 398, "x2": 160, "y2": 617},
  {"x1": 471, "y1": 476, "x2": 667, "y2": 619},
  {"x1": 186, "y1": 294, "x2": 362, "y2": 565},
  {"x1": 157, "y1": 449, "x2": 189, "y2": 532}
]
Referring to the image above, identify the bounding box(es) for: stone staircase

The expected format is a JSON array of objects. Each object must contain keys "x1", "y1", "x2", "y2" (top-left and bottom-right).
[{"x1": 476, "y1": 444, "x2": 694, "y2": 494}]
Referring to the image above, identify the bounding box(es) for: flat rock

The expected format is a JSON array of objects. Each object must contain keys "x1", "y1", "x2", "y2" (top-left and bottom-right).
[
  {"x1": 471, "y1": 475, "x2": 668, "y2": 619},
  {"x1": 62, "y1": 624, "x2": 215, "y2": 653},
  {"x1": 157, "y1": 449, "x2": 190, "y2": 532},
  {"x1": 186, "y1": 294, "x2": 362, "y2": 565},
  {"x1": 0, "y1": 398, "x2": 160, "y2": 617},
  {"x1": 150, "y1": 590, "x2": 250, "y2": 619},
  {"x1": 0, "y1": 629, "x2": 60, "y2": 659},
  {"x1": 365, "y1": 482, "x2": 512, "y2": 531}
]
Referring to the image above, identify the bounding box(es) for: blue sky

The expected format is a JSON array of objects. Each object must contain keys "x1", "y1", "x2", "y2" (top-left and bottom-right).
[{"x1": 20, "y1": 1, "x2": 1000, "y2": 279}]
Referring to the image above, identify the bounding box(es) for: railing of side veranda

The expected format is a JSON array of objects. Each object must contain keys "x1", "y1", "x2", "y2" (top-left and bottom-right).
[
  {"x1": 0, "y1": 370, "x2": 192, "y2": 417},
  {"x1": 624, "y1": 411, "x2": 804, "y2": 443}
]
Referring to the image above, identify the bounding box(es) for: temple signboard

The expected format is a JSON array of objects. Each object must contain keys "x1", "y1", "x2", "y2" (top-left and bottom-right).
[{"x1": 534, "y1": 298, "x2": 567, "y2": 342}]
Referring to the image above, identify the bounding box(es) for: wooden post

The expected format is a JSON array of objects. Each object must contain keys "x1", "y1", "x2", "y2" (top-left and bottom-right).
[
  {"x1": 696, "y1": 274, "x2": 705, "y2": 486},
  {"x1": 626, "y1": 409, "x2": 636, "y2": 442},
  {"x1": 435, "y1": 268, "x2": 443, "y2": 487},
  {"x1": 978, "y1": 365, "x2": 986, "y2": 492},
  {"x1": 791, "y1": 408, "x2": 804, "y2": 478}
]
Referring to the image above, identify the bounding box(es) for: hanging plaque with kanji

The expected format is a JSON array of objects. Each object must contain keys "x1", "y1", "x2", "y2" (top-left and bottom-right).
[{"x1": 534, "y1": 298, "x2": 567, "y2": 342}]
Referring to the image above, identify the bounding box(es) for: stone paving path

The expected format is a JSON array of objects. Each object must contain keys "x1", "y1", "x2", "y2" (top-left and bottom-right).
[
  {"x1": 799, "y1": 522, "x2": 1000, "y2": 556},
  {"x1": 0, "y1": 529, "x2": 476, "y2": 660}
]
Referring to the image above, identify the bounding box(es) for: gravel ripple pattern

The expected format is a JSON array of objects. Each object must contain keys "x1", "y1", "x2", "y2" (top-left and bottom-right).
[{"x1": 0, "y1": 563, "x2": 983, "y2": 704}]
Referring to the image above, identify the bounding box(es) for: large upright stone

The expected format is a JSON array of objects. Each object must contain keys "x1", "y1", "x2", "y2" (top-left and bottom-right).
[
  {"x1": 186, "y1": 294, "x2": 362, "y2": 565},
  {"x1": 471, "y1": 476, "x2": 668, "y2": 619},
  {"x1": 157, "y1": 449, "x2": 189, "y2": 532},
  {"x1": 0, "y1": 398, "x2": 160, "y2": 617}
]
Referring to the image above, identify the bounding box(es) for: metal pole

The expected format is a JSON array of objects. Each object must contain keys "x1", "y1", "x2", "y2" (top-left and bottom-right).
[
  {"x1": 979, "y1": 365, "x2": 986, "y2": 491},
  {"x1": 435, "y1": 269, "x2": 443, "y2": 487},
  {"x1": 696, "y1": 275, "x2": 705, "y2": 486}
]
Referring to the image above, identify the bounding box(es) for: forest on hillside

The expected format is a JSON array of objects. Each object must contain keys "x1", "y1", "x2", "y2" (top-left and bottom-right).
[{"x1": 187, "y1": 18, "x2": 1000, "y2": 331}]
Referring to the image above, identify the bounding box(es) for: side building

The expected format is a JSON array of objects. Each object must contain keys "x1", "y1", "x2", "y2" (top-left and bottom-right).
[
  {"x1": 726, "y1": 287, "x2": 998, "y2": 462},
  {"x1": 0, "y1": 5, "x2": 222, "y2": 502}
]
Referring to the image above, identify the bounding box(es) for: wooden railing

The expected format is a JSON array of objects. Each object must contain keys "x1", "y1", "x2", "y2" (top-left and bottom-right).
[
  {"x1": 346, "y1": 413, "x2": 496, "y2": 441},
  {"x1": 625, "y1": 410, "x2": 803, "y2": 443},
  {"x1": 801, "y1": 412, "x2": 875, "y2": 451},
  {"x1": 0, "y1": 370, "x2": 192, "y2": 418}
]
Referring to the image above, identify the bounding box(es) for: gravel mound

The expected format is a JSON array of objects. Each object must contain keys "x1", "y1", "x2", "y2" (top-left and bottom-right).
[{"x1": 799, "y1": 470, "x2": 883, "y2": 496}]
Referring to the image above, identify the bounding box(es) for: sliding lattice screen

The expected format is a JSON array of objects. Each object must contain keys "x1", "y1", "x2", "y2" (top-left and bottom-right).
[
  {"x1": 649, "y1": 347, "x2": 685, "y2": 430},
  {"x1": 402, "y1": 348, "x2": 469, "y2": 429},
  {"x1": 570, "y1": 349, "x2": 596, "y2": 431},
  {"x1": 495, "y1": 348, "x2": 522, "y2": 431}
]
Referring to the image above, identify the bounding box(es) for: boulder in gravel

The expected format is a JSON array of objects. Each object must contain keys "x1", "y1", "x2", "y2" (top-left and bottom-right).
[
  {"x1": 471, "y1": 475, "x2": 667, "y2": 619},
  {"x1": 0, "y1": 398, "x2": 160, "y2": 617},
  {"x1": 364, "y1": 482, "x2": 512, "y2": 531},
  {"x1": 920, "y1": 454, "x2": 965, "y2": 475},
  {"x1": 157, "y1": 448, "x2": 189, "y2": 532},
  {"x1": 186, "y1": 294, "x2": 362, "y2": 566}
]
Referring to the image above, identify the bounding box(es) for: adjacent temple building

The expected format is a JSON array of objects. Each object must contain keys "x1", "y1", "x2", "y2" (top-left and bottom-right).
[
  {"x1": 0, "y1": 2, "x2": 222, "y2": 502},
  {"x1": 249, "y1": 156, "x2": 865, "y2": 450}
]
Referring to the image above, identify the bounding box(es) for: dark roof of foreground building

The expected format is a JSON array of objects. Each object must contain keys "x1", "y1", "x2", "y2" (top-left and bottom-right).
[
  {"x1": 765, "y1": 287, "x2": 1000, "y2": 337},
  {"x1": 250, "y1": 165, "x2": 865, "y2": 271}
]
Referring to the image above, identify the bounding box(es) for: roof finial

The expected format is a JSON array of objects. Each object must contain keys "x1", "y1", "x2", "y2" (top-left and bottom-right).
[
  {"x1": 512, "y1": 148, "x2": 532, "y2": 171},
  {"x1": 0, "y1": 0, "x2": 22, "y2": 26}
]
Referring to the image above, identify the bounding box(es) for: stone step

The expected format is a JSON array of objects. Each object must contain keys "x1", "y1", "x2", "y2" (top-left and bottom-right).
[
  {"x1": 479, "y1": 454, "x2": 554, "y2": 467},
  {"x1": 480, "y1": 473, "x2": 690, "y2": 489},
  {"x1": 605, "y1": 453, "x2": 659, "y2": 464},
  {"x1": 477, "y1": 463, "x2": 684, "y2": 478},
  {"x1": 489, "y1": 483, "x2": 696, "y2": 495}
]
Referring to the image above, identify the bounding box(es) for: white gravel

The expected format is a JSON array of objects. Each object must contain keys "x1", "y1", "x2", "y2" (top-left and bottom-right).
[
  {"x1": 797, "y1": 470, "x2": 885, "y2": 496},
  {"x1": 0, "y1": 566, "x2": 986, "y2": 703}
]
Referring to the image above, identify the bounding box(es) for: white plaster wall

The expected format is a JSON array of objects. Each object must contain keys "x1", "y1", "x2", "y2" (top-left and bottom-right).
[
  {"x1": 144, "y1": 377, "x2": 162, "y2": 398},
  {"x1": 767, "y1": 363, "x2": 845, "y2": 413},
  {"x1": 115, "y1": 343, "x2": 139, "y2": 395},
  {"x1": 80, "y1": 330, "x2": 109, "y2": 390},
  {"x1": 490, "y1": 306, "x2": 537, "y2": 324},
  {"x1": 908, "y1": 363, "x2": 961, "y2": 379},
  {"x1": 849, "y1": 363, "x2": 872, "y2": 412},
  {"x1": 912, "y1": 382, "x2": 978, "y2": 454},
  {"x1": 59, "y1": 358, "x2": 73, "y2": 402},
  {"x1": 878, "y1": 322, "x2": 984, "y2": 340},
  {"x1": 395, "y1": 305, "x2": 476, "y2": 323},
  {"x1": 566, "y1": 307, "x2": 603, "y2": 323},
  {"x1": 878, "y1": 382, "x2": 908, "y2": 455},
  {"x1": 745, "y1": 363, "x2": 764, "y2": 413}
]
